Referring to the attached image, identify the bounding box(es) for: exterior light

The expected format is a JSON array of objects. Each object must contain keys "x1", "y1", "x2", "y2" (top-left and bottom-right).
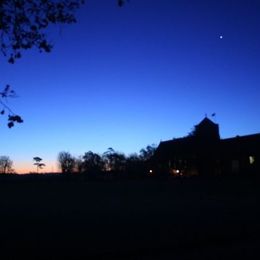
[{"x1": 249, "y1": 156, "x2": 255, "y2": 165}]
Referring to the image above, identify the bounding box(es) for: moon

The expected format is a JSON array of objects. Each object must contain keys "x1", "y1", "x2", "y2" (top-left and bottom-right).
[{"x1": 219, "y1": 35, "x2": 223, "y2": 39}]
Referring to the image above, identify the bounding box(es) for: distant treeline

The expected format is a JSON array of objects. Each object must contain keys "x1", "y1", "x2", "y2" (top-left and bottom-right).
[
  {"x1": 0, "y1": 145, "x2": 157, "y2": 178},
  {"x1": 57, "y1": 145, "x2": 157, "y2": 179}
]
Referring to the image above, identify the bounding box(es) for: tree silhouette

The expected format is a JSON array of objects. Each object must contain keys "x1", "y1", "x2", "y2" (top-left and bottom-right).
[
  {"x1": 139, "y1": 144, "x2": 157, "y2": 161},
  {"x1": 0, "y1": 155, "x2": 14, "y2": 174},
  {"x1": 75, "y1": 156, "x2": 84, "y2": 173},
  {"x1": 0, "y1": 0, "x2": 84, "y2": 63},
  {"x1": 57, "y1": 151, "x2": 75, "y2": 173},
  {"x1": 0, "y1": 0, "x2": 84, "y2": 128},
  {"x1": 0, "y1": 0, "x2": 127, "y2": 64},
  {"x1": 82, "y1": 151, "x2": 104, "y2": 174},
  {"x1": 33, "y1": 156, "x2": 45, "y2": 173},
  {"x1": 0, "y1": 85, "x2": 23, "y2": 128},
  {"x1": 0, "y1": 0, "x2": 128, "y2": 127},
  {"x1": 102, "y1": 148, "x2": 126, "y2": 172},
  {"x1": 125, "y1": 153, "x2": 143, "y2": 178}
]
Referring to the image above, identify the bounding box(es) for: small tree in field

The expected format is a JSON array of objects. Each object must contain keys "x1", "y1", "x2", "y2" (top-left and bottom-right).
[
  {"x1": 0, "y1": 156, "x2": 14, "y2": 174},
  {"x1": 33, "y1": 157, "x2": 45, "y2": 173}
]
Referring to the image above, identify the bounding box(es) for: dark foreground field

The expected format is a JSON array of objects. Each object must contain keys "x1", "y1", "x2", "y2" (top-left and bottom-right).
[{"x1": 0, "y1": 175, "x2": 259, "y2": 259}]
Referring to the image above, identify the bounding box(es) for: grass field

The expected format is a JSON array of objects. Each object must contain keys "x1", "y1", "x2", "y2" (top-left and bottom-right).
[{"x1": 0, "y1": 175, "x2": 259, "y2": 259}]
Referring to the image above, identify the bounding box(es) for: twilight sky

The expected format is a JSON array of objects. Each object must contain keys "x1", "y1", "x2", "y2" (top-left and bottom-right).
[{"x1": 1, "y1": 0, "x2": 260, "y2": 173}]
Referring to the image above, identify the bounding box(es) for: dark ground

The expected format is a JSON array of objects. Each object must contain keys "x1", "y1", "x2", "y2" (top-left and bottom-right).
[{"x1": 0, "y1": 175, "x2": 259, "y2": 259}]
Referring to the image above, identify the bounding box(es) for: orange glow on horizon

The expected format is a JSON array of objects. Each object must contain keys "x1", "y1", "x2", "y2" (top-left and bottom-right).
[{"x1": 14, "y1": 161, "x2": 59, "y2": 174}]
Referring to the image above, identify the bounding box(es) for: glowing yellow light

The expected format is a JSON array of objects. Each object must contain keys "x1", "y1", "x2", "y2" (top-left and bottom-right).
[{"x1": 249, "y1": 156, "x2": 255, "y2": 165}]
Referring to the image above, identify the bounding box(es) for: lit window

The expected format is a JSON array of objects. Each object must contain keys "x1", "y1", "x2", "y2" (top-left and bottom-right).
[{"x1": 249, "y1": 156, "x2": 255, "y2": 165}]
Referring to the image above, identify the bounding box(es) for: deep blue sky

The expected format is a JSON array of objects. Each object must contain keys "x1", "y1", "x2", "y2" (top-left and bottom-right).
[{"x1": 1, "y1": 0, "x2": 260, "y2": 173}]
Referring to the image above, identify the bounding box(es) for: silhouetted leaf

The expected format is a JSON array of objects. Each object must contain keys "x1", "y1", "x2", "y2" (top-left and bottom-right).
[
  {"x1": 8, "y1": 57, "x2": 15, "y2": 64},
  {"x1": 8, "y1": 115, "x2": 23, "y2": 123},
  {"x1": 8, "y1": 122, "x2": 14, "y2": 128},
  {"x1": 118, "y1": 0, "x2": 129, "y2": 7},
  {"x1": 0, "y1": 110, "x2": 4, "y2": 115},
  {"x1": 118, "y1": 0, "x2": 124, "y2": 7},
  {"x1": 4, "y1": 85, "x2": 10, "y2": 92},
  {"x1": 15, "y1": 52, "x2": 21, "y2": 59},
  {"x1": 14, "y1": 115, "x2": 23, "y2": 123}
]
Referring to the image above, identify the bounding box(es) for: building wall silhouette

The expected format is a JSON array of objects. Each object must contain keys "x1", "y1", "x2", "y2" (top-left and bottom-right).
[{"x1": 152, "y1": 117, "x2": 260, "y2": 176}]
